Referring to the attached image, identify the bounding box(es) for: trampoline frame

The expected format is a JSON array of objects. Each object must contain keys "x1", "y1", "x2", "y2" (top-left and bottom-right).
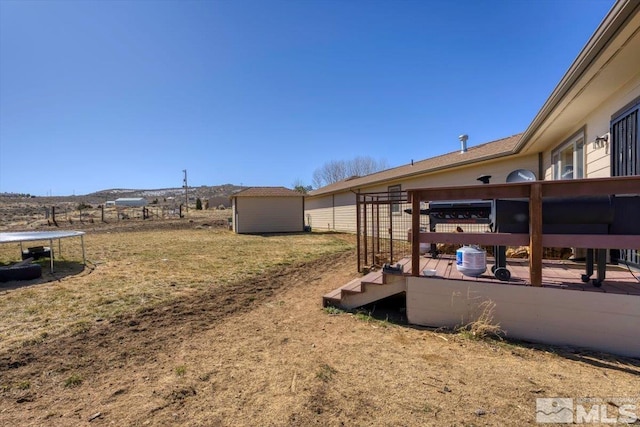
[{"x1": 0, "y1": 231, "x2": 86, "y2": 272}]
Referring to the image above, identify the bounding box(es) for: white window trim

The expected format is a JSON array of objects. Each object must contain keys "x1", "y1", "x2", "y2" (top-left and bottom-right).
[
  {"x1": 388, "y1": 184, "x2": 401, "y2": 215},
  {"x1": 552, "y1": 131, "x2": 585, "y2": 180}
]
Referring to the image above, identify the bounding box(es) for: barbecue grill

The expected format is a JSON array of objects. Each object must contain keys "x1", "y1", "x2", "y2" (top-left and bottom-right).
[
  {"x1": 418, "y1": 195, "x2": 640, "y2": 285},
  {"x1": 493, "y1": 195, "x2": 640, "y2": 285},
  {"x1": 425, "y1": 200, "x2": 492, "y2": 257}
]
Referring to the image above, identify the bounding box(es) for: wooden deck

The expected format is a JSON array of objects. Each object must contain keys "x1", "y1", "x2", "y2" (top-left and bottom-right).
[
  {"x1": 414, "y1": 255, "x2": 640, "y2": 296},
  {"x1": 323, "y1": 255, "x2": 640, "y2": 356},
  {"x1": 324, "y1": 255, "x2": 640, "y2": 309}
]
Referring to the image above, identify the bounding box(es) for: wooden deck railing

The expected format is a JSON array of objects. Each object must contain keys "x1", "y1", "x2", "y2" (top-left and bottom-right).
[{"x1": 407, "y1": 176, "x2": 640, "y2": 285}]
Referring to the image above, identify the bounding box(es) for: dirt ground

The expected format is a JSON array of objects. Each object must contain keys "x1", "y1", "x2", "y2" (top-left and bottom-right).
[
  {"x1": 1, "y1": 203, "x2": 639, "y2": 426},
  {"x1": 0, "y1": 252, "x2": 639, "y2": 426}
]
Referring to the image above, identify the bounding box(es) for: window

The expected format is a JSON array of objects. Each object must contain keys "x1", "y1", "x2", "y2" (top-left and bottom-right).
[
  {"x1": 388, "y1": 184, "x2": 401, "y2": 214},
  {"x1": 552, "y1": 131, "x2": 584, "y2": 180}
]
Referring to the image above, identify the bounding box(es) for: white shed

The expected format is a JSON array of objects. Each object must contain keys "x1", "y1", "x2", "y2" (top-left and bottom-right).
[
  {"x1": 231, "y1": 187, "x2": 304, "y2": 234},
  {"x1": 114, "y1": 198, "x2": 148, "y2": 207}
]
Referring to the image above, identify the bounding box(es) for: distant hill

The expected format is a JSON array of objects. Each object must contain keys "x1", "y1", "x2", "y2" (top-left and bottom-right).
[{"x1": 0, "y1": 184, "x2": 247, "y2": 208}]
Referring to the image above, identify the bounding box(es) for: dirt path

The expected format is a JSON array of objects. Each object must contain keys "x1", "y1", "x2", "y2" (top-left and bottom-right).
[{"x1": 1, "y1": 249, "x2": 639, "y2": 426}]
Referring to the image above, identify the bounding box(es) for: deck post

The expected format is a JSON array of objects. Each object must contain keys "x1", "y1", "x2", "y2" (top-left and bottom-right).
[
  {"x1": 375, "y1": 196, "x2": 380, "y2": 261},
  {"x1": 411, "y1": 191, "x2": 421, "y2": 277},
  {"x1": 356, "y1": 194, "x2": 361, "y2": 272},
  {"x1": 529, "y1": 182, "x2": 543, "y2": 286},
  {"x1": 363, "y1": 195, "x2": 368, "y2": 268}
]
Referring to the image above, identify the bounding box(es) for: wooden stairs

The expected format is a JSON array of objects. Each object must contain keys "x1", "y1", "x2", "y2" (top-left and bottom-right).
[{"x1": 322, "y1": 259, "x2": 410, "y2": 310}]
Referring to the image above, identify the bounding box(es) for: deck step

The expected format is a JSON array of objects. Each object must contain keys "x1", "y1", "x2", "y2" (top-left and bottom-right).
[
  {"x1": 361, "y1": 272, "x2": 383, "y2": 285},
  {"x1": 323, "y1": 288, "x2": 342, "y2": 300},
  {"x1": 323, "y1": 269, "x2": 407, "y2": 309},
  {"x1": 342, "y1": 278, "x2": 363, "y2": 294}
]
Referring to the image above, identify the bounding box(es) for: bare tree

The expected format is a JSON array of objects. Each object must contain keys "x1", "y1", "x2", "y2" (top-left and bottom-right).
[
  {"x1": 292, "y1": 179, "x2": 313, "y2": 194},
  {"x1": 311, "y1": 169, "x2": 324, "y2": 190},
  {"x1": 348, "y1": 156, "x2": 388, "y2": 177},
  {"x1": 312, "y1": 156, "x2": 388, "y2": 188}
]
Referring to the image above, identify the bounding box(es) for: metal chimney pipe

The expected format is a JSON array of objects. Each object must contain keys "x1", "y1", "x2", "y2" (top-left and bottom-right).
[{"x1": 459, "y1": 134, "x2": 468, "y2": 153}]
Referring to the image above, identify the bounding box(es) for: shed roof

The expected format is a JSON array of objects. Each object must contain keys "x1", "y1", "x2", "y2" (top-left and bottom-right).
[
  {"x1": 232, "y1": 186, "x2": 303, "y2": 198},
  {"x1": 309, "y1": 133, "x2": 522, "y2": 196}
]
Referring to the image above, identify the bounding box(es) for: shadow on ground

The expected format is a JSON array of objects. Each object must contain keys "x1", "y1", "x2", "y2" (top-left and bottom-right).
[{"x1": 0, "y1": 260, "x2": 88, "y2": 291}]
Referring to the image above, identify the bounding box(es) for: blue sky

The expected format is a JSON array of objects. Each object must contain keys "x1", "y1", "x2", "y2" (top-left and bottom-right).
[{"x1": 0, "y1": 0, "x2": 614, "y2": 196}]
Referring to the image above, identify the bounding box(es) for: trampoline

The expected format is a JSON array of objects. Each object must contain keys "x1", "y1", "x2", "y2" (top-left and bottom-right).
[{"x1": 0, "y1": 231, "x2": 86, "y2": 272}]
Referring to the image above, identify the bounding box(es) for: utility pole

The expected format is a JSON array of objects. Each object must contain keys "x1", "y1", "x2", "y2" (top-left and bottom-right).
[{"x1": 183, "y1": 169, "x2": 189, "y2": 213}]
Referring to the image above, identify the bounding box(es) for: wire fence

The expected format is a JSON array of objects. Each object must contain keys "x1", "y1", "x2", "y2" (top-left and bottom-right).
[
  {"x1": 44, "y1": 204, "x2": 184, "y2": 225},
  {"x1": 357, "y1": 191, "x2": 419, "y2": 271},
  {"x1": 356, "y1": 192, "x2": 493, "y2": 271}
]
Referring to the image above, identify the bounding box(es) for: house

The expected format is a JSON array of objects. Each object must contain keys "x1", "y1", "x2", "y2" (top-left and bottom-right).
[
  {"x1": 306, "y1": 133, "x2": 534, "y2": 233},
  {"x1": 319, "y1": 0, "x2": 640, "y2": 357},
  {"x1": 231, "y1": 187, "x2": 305, "y2": 234},
  {"x1": 306, "y1": 0, "x2": 640, "y2": 242}
]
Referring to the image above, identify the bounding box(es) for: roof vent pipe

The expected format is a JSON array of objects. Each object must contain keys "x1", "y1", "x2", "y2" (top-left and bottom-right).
[{"x1": 459, "y1": 134, "x2": 469, "y2": 153}]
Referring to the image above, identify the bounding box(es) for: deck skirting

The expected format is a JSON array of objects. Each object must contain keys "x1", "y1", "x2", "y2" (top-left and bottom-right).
[{"x1": 406, "y1": 277, "x2": 640, "y2": 358}]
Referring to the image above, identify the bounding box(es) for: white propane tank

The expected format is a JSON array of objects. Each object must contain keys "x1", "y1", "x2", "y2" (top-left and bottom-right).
[
  {"x1": 418, "y1": 227, "x2": 429, "y2": 254},
  {"x1": 456, "y1": 245, "x2": 487, "y2": 277}
]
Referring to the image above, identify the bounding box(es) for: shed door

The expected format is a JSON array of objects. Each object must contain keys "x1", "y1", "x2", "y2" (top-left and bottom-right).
[{"x1": 611, "y1": 100, "x2": 639, "y2": 268}]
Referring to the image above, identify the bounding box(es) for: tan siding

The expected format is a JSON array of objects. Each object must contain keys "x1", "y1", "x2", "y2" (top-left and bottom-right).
[
  {"x1": 409, "y1": 154, "x2": 539, "y2": 187},
  {"x1": 235, "y1": 197, "x2": 303, "y2": 233},
  {"x1": 361, "y1": 154, "x2": 539, "y2": 192},
  {"x1": 305, "y1": 196, "x2": 334, "y2": 231},
  {"x1": 334, "y1": 206, "x2": 357, "y2": 233},
  {"x1": 586, "y1": 78, "x2": 640, "y2": 178},
  {"x1": 304, "y1": 192, "x2": 357, "y2": 233},
  {"x1": 541, "y1": 76, "x2": 640, "y2": 180},
  {"x1": 309, "y1": 154, "x2": 539, "y2": 234},
  {"x1": 586, "y1": 153, "x2": 611, "y2": 178},
  {"x1": 305, "y1": 192, "x2": 356, "y2": 233},
  {"x1": 584, "y1": 107, "x2": 612, "y2": 179},
  {"x1": 406, "y1": 277, "x2": 640, "y2": 357},
  {"x1": 309, "y1": 208, "x2": 334, "y2": 231},
  {"x1": 358, "y1": 205, "x2": 413, "y2": 241},
  {"x1": 334, "y1": 192, "x2": 357, "y2": 233},
  {"x1": 391, "y1": 206, "x2": 412, "y2": 241}
]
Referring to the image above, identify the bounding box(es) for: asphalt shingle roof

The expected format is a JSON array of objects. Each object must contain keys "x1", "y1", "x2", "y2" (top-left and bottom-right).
[
  {"x1": 232, "y1": 187, "x2": 303, "y2": 198},
  {"x1": 309, "y1": 133, "x2": 523, "y2": 196}
]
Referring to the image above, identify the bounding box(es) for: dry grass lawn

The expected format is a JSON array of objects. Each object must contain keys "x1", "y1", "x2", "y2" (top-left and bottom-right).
[
  {"x1": 1, "y1": 217, "x2": 639, "y2": 426},
  {"x1": 0, "y1": 223, "x2": 350, "y2": 350}
]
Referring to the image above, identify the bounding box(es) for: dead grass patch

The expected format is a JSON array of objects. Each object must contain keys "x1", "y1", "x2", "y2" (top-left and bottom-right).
[
  {"x1": 63, "y1": 373, "x2": 83, "y2": 388},
  {"x1": 458, "y1": 299, "x2": 504, "y2": 341},
  {"x1": 316, "y1": 363, "x2": 337, "y2": 382},
  {"x1": 0, "y1": 227, "x2": 352, "y2": 351}
]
